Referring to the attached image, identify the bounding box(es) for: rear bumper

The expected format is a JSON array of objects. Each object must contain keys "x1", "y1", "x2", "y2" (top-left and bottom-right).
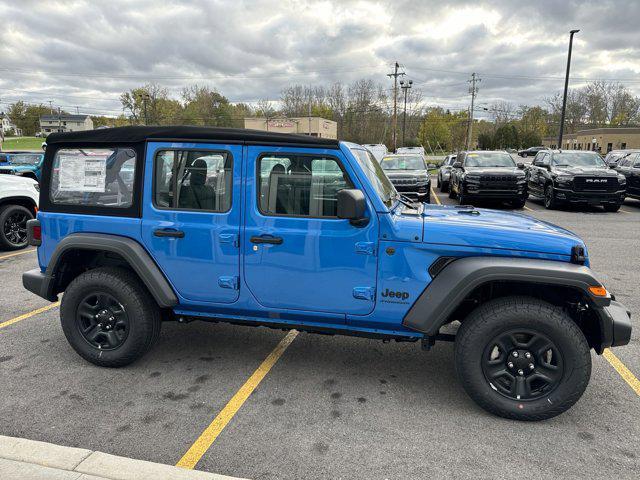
[
  {"x1": 554, "y1": 187, "x2": 625, "y2": 204},
  {"x1": 596, "y1": 300, "x2": 632, "y2": 352},
  {"x1": 22, "y1": 268, "x2": 57, "y2": 302}
]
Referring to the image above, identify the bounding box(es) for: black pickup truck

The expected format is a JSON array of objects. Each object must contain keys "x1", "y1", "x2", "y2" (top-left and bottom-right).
[
  {"x1": 528, "y1": 150, "x2": 626, "y2": 211},
  {"x1": 448, "y1": 151, "x2": 528, "y2": 208}
]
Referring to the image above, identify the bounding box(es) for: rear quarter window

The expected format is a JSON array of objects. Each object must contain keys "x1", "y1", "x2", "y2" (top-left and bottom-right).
[{"x1": 50, "y1": 148, "x2": 136, "y2": 208}]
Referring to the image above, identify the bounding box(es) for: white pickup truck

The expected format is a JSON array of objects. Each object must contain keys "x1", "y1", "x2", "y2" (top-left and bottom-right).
[{"x1": 0, "y1": 175, "x2": 39, "y2": 250}]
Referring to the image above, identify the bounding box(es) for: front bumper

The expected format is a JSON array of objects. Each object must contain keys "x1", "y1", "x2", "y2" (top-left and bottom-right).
[
  {"x1": 596, "y1": 300, "x2": 632, "y2": 352},
  {"x1": 393, "y1": 182, "x2": 430, "y2": 199},
  {"x1": 554, "y1": 187, "x2": 625, "y2": 205}
]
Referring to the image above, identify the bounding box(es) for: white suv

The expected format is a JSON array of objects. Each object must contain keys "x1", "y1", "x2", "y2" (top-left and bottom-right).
[{"x1": 0, "y1": 175, "x2": 39, "y2": 250}]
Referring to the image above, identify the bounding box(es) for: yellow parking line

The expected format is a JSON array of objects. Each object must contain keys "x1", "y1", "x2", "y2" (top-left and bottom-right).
[
  {"x1": 0, "y1": 302, "x2": 60, "y2": 330},
  {"x1": 176, "y1": 330, "x2": 299, "y2": 469},
  {"x1": 619, "y1": 209, "x2": 630, "y2": 214},
  {"x1": 523, "y1": 205, "x2": 534, "y2": 212},
  {"x1": 0, "y1": 248, "x2": 35, "y2": 261},
  {"x1": 603, "y1": 349, "x2": 640, "y2": 396},
  {"x1": 430, "y1": 186, "x2": 442, "y2": 206}
]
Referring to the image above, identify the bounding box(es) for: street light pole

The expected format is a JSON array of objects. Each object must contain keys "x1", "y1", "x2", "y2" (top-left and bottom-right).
[
  {"x1": 558, "y1": 29, "x2": 580, "y2": 149},
  {"x1": 400, "y1": 79, "x2": 412, "y2": 147}
]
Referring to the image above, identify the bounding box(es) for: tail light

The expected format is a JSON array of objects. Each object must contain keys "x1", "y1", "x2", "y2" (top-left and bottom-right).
[{"x1": 27, "y1": 219, "x2": 42, "y2": 247}]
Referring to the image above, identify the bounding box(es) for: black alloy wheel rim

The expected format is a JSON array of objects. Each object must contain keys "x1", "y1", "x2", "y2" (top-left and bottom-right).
[
  {"x1": 481, "y1": 329, "x2": 564, "y2": 401},
  {"x1": 3, "y1": 211, "x2": 29, "y2": 246},
  {"x1": 76, "y1": 292, "x2": 130, "y2": 350}
]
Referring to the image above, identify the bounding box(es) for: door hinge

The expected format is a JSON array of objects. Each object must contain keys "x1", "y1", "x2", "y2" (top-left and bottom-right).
[
  {"x1": 218, "y1": 276, "x2": 239, "y2": 290},
  {"x1": 353, "y1": 286, "x2": 375, "y2": 301},
  {"x1": 219, "y1": 233, "x2": 239, "y2": 247},
  {"x1": 355, "y1": 241, "x2": 376, "y2": 256}
]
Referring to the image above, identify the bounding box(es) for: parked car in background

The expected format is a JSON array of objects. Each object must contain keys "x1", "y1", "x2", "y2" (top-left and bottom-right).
[
  {"x1": 379, "y1": 153, "x2": 430, "y2": 203},
  {"x1": 0, "y1": 174, "x2": 39, "y2": 250},
  {"x1": 396, "y1": 146, "x2": 425, "y2": 156},
  {"x1": 518, "y1": 146, "x2": 545, "y2": 157},
  {"x1": 613, "y1": 150, "x2": 640, "y2": 200},
  {"x1": 362, "y1": 144, "x2": 388, "y2": 162},
  {"x1": 604, "y1": 149, "x2": 639, "y2": 167},
  {"x1": 436, "y1": 154, "x2": 457, "y2": 192},
  {"x1": 0, "y1": 152, "x2": 45, "y2": 181},
  {"x1": 449, "y1": 151, "x2": 527, "y2": 208},
  {"x1": 528, "y1": 150, "x2": 626, "y2": 212}
]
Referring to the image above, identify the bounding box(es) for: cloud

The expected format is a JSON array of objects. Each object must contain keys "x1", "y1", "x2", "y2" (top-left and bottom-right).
[{"x1": 0, "y1": 0, "x2": 638, "y2": 120}]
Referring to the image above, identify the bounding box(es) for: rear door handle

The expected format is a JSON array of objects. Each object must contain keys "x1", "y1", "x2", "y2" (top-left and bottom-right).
[
  {"x1": 154, "y1": 228, "x2": 185, "y2": 238},
  {"x1": 250, "y1": 235, "x2": 283, "y2": 245}
]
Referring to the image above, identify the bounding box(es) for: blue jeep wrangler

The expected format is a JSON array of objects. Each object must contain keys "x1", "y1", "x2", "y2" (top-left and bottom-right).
[{"x1": 23, "y1": 126, "x2": 631, "y2": 420}]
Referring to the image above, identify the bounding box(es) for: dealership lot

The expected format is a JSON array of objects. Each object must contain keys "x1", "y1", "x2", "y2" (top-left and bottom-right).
[{"x1": 0, "y1": 190, "x2": 638, "y2": 479}]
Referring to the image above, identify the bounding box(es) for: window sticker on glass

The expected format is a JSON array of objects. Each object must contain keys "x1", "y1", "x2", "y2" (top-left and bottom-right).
[{"x1": 58, "y1": 155, "x2": 107, "y2": 192}]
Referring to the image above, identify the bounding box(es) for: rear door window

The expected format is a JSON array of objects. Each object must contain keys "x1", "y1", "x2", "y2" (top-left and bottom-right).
[{"x1": 50, "y1": 148, "x2": 136, "y2": 208}]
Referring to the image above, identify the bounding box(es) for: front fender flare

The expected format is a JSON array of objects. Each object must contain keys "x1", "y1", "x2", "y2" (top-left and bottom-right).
[{"x1": 402, "y1": 256, "x2": 610, "y2": 335}]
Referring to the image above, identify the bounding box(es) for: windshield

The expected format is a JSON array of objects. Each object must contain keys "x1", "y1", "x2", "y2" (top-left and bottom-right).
[
  {"x1": 350, "y1": 147, "x2": 396, "y2": 207},
  {"x1": 552, "y1": 152, "x2": 606, "y2": 168},
  {"x1": 9, "y1": 154, "x2": 42, "y2": 166},
  {"x1": 380, "y1": 155, "x2": 426, "y2": 170},
  {"x1": 464, "y1": 152, "x2": 515, "y2": 168}
]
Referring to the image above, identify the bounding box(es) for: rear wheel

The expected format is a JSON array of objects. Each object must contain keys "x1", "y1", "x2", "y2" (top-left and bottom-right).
[
  {"x1": 448, "y1": 180, "x2": 456, "y2": 199},
  {"x1": 60, "y1": 267, "x2": 161, "y2": 367},
  {"x1": 440, "y1": 179, "x2": 448, "y2": 193},
  {"x1": 454, "y1": 296, "x2": 591, "y2": 421},
  {"x1": 0, "y1": 204, "x2": 33, "y2": 250}
]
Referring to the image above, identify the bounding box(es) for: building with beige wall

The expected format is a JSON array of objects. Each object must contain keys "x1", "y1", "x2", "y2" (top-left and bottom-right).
[
  {"x1": 543, "y1": 127, "x2": 640, "y2": 153},
  {"x1": 244, "y1": 117, "x2": 337, "y2": 139}
]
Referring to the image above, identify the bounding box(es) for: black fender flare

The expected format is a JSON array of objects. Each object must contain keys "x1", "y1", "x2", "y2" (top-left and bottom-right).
[
  {"x1": 402, "y1": 256, "x2": 610, "y2": 335},
  {"x1": 29, "y1": 233, "x2": 178, "y2": 308}
]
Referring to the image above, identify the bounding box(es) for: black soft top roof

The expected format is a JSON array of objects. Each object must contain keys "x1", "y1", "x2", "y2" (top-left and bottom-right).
[{"x1": 45, "y1": 125, "x2": 339, "y2": 147}]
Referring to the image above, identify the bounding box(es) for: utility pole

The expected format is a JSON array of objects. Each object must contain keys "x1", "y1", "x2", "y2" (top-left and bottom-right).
[
  {"x1": 558, "y1": 29, "x2": 580, "y2": 149},
  {"x1": 142, "y1": 92, "x2": 150, "y2": 125},
  {"x1": 308, "y1": 89, "x2": 312, "y2": 136},
  {"x1": 400, "y1": 79, "x2": 413, "y2": 147},
  {"x1": 57, "y1": 106, "x2": 62, "y2": 133},
  {"x1": 48, "y1": 101, "x2": 53, "y2": 114},
  {"x1": 387, "y1": 62, "x2": 405, "y2": 152},
  {"x1": 75, "y1": 106, "x2": 79, "y2": 114},
  {"x1": 465, "y1": 73, "x2": 480, "y2": 150}
]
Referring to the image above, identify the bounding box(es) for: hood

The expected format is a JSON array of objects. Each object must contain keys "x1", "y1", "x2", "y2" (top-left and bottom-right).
[
  {"x1": 552, "y1": 166, "x2": 615, "y2": 176},
  {"x1": 0, "y1": 165, "x2": 34, "y2": 173},
  {"x1": 0, "y1": 174, "x2": 38, "y2": 187},
  {"x1": 420, "y1": 204, "x2": 584, "y2": 257},
  {"x1": 464, "y1": 166, "x2": 523, "y2": 176},
  {"x1": 385, "y1": 169, "x2": 429, "y2": 179}
]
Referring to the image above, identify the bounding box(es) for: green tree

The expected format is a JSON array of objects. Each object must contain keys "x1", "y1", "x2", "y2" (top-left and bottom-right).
[
  {"x1": 418, "y1": 108, "x2": 451, "y2": 152},
  {"x1": 8, "y1": 101, "x2": 51, "y2": 136}
]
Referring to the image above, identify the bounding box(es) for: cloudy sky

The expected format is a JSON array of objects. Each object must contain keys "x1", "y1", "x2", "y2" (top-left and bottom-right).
[{"x1": 1, "y1": 0, "x2": 639, "y2": 120}]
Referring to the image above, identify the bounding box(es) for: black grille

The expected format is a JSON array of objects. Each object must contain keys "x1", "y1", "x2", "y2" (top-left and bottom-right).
[
  {"x1": 573, "y1": 176, "x2": 618, "y2": 192},
  {"x1": 479, "y1": 175, "x2": 517, "y2": 182}
]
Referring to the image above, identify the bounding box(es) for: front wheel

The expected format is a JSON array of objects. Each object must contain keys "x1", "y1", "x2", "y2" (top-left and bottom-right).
[
  {"x1": 0, "y1": 204, "x2": 33, "y2": 250},
  {"x1": 60, "y1": 267, "x2": 161, "y2": 367},
  {"x1": 454, "y1": 296, "x2": 591, "y2": 421},
  {"x1": 448, "y1": 181, "x2": 457, "y2": 199},
  {"x1": 603, "y1": 203, "x2": 621, "y2": 213},
  {"x1": 511, "y1": 198, "x2": 527, "y2": 209},
  {"x1": 544, "y1": 185, "x2": 557, "y2": 209}
]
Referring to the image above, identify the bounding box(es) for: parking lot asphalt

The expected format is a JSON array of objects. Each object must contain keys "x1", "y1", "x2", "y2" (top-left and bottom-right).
[{"x1": 1, "y1": 188, "x2": 638, "y2": 479}]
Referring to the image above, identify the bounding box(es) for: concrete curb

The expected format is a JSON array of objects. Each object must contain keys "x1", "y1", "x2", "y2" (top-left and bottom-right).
[{"x1": 0, "y1": 435, "x2": 246, "y2": 480}]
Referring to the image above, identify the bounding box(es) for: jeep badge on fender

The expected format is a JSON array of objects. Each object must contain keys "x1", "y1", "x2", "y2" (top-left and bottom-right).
[{"x1": 22, "y1": 126, "x2": 631, "y2": 421}]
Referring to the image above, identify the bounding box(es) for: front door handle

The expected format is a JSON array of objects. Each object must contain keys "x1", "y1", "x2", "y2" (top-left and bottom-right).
[
  {"x1": 154, "y1": 228, "x2": 185, "y2": 238},
  {"x1": 250, "y1": 235, "x2": 283, "y2": 245}
]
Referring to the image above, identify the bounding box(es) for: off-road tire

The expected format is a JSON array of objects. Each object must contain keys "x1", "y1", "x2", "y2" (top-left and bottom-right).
[
  {"x1": 454, "y1": 296, "x2": 591, "y2": 421},
  {"x1": 439, "y1": 180, "x2": 448, "y2": 193},
  {"x1": 511, "y1": 198, "x2": 527, "y2": 209},
  {"x1": 448, "y1": 181, "x2": 456, "y2": 199},
  {"x1": 60, "y1": 267, "x2": 161, "y2": 367},
  {"x1": 0, "y1": 204, "x2": 33, "y2": 250},
  {"x1": 603, "y1": 203, "x2": 621, "y2": 213},
  {"x1": 544, "y1": 184, "x2": 557, "y2": 210}
]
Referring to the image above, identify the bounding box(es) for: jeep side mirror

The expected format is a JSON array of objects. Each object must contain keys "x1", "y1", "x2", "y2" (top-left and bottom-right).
[
  {"x1": 337, "y1": 189, "x2": 368, "y2": 226},
  {"x1": 517, "y1": 162, "x2": 525, "y2": 169},
  {"x1": 453, "y1": 161, "x2": 463, "y2": 169}
]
